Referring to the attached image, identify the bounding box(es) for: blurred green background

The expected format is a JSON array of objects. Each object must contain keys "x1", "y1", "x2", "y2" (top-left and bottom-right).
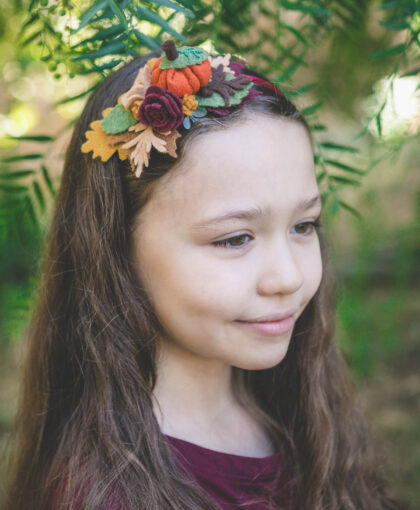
[{"x1": 0, "y1": 0, "x2": 419, "y2": 507}]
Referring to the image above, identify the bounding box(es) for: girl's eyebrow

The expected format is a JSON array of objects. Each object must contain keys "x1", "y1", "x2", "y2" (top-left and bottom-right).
[{"x1": 191, "y1": 194, "x2": 322, "y2": 231}]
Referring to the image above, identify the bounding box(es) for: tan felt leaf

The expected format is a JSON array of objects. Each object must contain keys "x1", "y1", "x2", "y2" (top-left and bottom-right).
[
  {"x1": 122, "y1": 127, "x2": 167, "y2": 178},
  {"x1": 121, "y1": 65, "x2": 151, "y2": 110},
  {"x1": 210, "y1": 53, "x2": 234, "y2": 75},
  {"x1": 155, "y1": 130, "x2": 181, "y2": 158},
  {"x1": 129, "y1": 122, "x2": 148, "y2": 133}
]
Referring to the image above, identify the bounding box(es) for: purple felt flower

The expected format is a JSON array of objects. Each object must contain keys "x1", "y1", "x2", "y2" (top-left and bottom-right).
[
  {"x1": 138, "y1": 85, "x2": 184, "y2": 133},
  {"x1": 207, "y1": 89, "x2": 263, "y2": 116},
  {"x1": 229, "y1": 61, "x2": 246, "y2": 76},
  {"x1": 241, "y1": 88, "x2": 263, "y2": 105}
]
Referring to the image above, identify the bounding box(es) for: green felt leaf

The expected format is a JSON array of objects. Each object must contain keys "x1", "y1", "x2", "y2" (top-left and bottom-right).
[
  {"x1": 160, "y1": 46, "x2": 209, "y2": 69},
  {"x1": 101, "y1": 104, "x2": 137, "y2": 134},
  {"x1": 197, "y1": 80, "x2": 253, "y2": 108}
]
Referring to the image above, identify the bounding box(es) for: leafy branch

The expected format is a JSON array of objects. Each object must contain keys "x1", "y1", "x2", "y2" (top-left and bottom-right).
[{"x1": 0, "y1": 0, "x2": 418, "y2": 242}]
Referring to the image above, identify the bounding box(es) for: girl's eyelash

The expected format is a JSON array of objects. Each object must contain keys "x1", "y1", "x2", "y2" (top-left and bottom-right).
[
  {"x1": 213, "y1": 233, "x2": 253, "y2": 249},
  {"x1": 212, "y1": 220, "x2": 323, "y2": 249}
]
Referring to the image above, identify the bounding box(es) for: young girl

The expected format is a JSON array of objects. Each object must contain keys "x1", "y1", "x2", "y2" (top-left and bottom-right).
[{"x1": 3, "y1": 40, "x2": 407, "y2": 510}]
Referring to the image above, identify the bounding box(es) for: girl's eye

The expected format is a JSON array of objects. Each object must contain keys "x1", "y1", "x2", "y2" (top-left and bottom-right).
[
  {"x1": 212, "y1": 234, "x2": 252, "y2": 249},
  {"x1": 291, "y1": 219, "x2": 322, "y2": 236},
  {"x1": 212, "y1": 220, "x2": 322, "y2": 250}
]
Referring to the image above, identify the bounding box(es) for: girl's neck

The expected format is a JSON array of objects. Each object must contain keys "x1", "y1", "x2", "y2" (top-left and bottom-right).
[{"x1": 152, "y1": 337, "x2": 275, "y2": 457}]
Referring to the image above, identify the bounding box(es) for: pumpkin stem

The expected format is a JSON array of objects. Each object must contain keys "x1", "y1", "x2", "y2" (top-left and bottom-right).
[{"x1": 161, "y1": 39, "x2": 178, "y2": 61}]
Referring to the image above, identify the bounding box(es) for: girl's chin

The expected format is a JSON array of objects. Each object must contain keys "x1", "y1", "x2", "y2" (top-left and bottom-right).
[{"x1": 231, "y1": 349, "x2": 289, "y2": 371}]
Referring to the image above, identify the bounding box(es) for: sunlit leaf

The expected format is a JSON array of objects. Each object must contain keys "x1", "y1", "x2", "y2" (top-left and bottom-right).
[
  {"x1": 71, "y1": 39, "x2": 127, "y2": 61},
  {"x1": 79, "y1": 60, "x2": 124, "y2": 75},
  {"x1": 1, "y1": 154, "x2": 43, "y2": 163},
  {"x1": 330, "y1": 175, "x2": 361, "y2": 186},
  {"x1": 337, "y1": 199, "x2": 363, "y2": 220},
  {"x1": 0, "y1": 184, "x2": 28, "y2": 192},
  {"x1": 379, "y1": 20, "x2": 408, "y2": 31},
  {"x1": 376, "y1": 113, "x2": 382, "y2": 138},
  {"x1": 71, "y1": 24, "x2": 126, "y2": 49},
  {"x1": 24, "y1": 195, "x2": 38, "y2": 229},
  {"x1": 301, "y1": 102, "x2": 322, "y2": 116},
  {"x1": 148, "y1": 0, "x2": 195, "y2": 18},
  {"x1": 320, "y1": 142, "x2": 359, "y2": 153},
  {"x1": 370, "y1": 43, "x2": 406, "y2": 58},
  {"x1": 72, "y1": 0, "x2": 108, "y2": 35},
  {"x1": 8, "y1": 135, "x2": 54, "y2": 142},
  {"x1": 132, "y1": 29, "x2": 161, "y2": 49},
  {"x1": 310, "y1": 124, "x2": 327, "y2": 131},
  {"x1": 135, "y1": 6, "x2": 188, "y2": 43},
  {"x1": 41, "y1": 165, "x2": 55, "y2": 198},
  {"x1": 379, "y1": 2, "x2": 401, "y2": 10},
  {"x1": 21, "y1": 29, "x2": 43, "y2": 47},
  {"x1": 324, "y1": 159, "x2": 366, "y2": 175},
  {"x1": 281, "y1": 1, "x2": 332, "y2": 17},
  {"x1": 282, "y1": 21, "x2": 310, "y2": 47},
  {"x1": 55, "y1": 82, "x2": 101, "y2": 105},
  {"x1": 32, "y1": 181, "x2": 46, "y2": 213},
  {"x1": 0, "y1": 170, "x2": 36, "y2": 180},
  {"x1": 108, "y1": 0, "x2": 129, "y2": 31}
]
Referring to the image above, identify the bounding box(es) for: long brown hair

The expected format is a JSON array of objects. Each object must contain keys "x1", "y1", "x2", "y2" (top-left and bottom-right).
[{"x1": 2, "y1": 49, "x2": 408, "y2": 510}]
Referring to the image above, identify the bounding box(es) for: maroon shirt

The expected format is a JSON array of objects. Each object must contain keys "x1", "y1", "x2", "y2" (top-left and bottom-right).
[
  {"x1": 52, "y1": 436, "x2": 299, "y2": 509},
  {"x1": 164, "y1": 434, "x2": 299, "y2": 510}
]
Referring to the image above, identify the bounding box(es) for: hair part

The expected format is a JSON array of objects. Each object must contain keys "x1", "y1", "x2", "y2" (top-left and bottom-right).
[{"x1": 2, "y1": 50, "x2": 407, "y2": 510}]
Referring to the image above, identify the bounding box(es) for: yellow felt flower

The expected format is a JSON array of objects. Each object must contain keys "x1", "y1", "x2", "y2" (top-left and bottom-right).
[
  {"x1": 182, "y1": 94, "x2": 198, "y2": 116},
  {"x1": 81, "y1": 108, "x2": 128, "y2": 162},
  {"x1": 146, "y1": 58, "x2": 158, "y2": 73},
  {"x1": 130, "y1": 99, "x2": 142, "y2": 118}
]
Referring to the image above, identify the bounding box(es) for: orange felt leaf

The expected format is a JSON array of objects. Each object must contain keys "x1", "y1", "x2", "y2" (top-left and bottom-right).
[
  {"x1": 81, "y1": 120, "x2": 116, "y2": 162},
  {"x1": 81, "y1": 108, "x2": 119, "y2": 162}
]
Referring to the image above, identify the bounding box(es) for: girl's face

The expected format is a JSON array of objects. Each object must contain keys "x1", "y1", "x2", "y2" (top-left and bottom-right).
[{"x1": 131, "y1": 113, "x2": 322, "y2": 370}]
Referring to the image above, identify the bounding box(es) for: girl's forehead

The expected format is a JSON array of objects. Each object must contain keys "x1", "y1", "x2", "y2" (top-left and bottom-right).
[{"x1": 143, "y1": 114, "x2": 317, "y2": 223}]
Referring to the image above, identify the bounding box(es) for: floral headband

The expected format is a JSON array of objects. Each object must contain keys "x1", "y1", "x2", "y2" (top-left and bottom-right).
[{"x1": 81, "y1": 39, "x2": 283, "y2": 178}]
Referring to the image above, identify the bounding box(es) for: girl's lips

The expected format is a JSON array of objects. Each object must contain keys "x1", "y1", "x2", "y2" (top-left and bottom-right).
[{"x1": 235, "y1": 315, "x2": 295, "y2": 336}]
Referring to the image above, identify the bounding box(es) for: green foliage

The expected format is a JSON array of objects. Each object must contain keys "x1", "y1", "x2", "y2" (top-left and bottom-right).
[
  {"x1": 0, "y1": 0, "x2": 419, "y2": 353},
  {"x1": 0, "y1": 0, "x2": 417, "y2": 241},
  {"x1": 335, "y1": 190, "x2": 420, "y2": 380}
]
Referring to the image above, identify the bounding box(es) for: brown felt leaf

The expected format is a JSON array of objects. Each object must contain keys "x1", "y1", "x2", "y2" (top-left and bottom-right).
[
  {"x1": 201, "y1": 64, "x2": 252, "y2": 107},
  {"x1": 155, "y1": 129, "x2": 181, "y2": 158},
  {"x1": 107, "y1": 131, "x2": 138, "y2": 146}
]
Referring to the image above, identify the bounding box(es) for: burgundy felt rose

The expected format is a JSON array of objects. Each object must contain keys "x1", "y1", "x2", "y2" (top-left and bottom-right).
[{"x1": 138, "y1": 85, "x2": 184, "y2": 133}]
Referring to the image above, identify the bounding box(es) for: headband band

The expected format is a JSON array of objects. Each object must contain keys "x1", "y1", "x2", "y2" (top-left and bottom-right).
[
  {"x1": 81, "y1": 40, "x2": 283, "y2": 178},
  {"x1": 243, "y1": 75, "x2": 283, "y2": 96}
]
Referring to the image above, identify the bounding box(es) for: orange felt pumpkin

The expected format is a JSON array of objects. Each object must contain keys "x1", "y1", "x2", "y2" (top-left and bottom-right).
[{"x1": 151, "y1": 57, "x2": 211, "y2": 97}]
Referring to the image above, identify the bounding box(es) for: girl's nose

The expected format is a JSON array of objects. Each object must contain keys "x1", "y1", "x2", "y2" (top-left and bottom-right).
[{"x1": 256, "y1": 240, "x2": 304, "y2": 296}]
